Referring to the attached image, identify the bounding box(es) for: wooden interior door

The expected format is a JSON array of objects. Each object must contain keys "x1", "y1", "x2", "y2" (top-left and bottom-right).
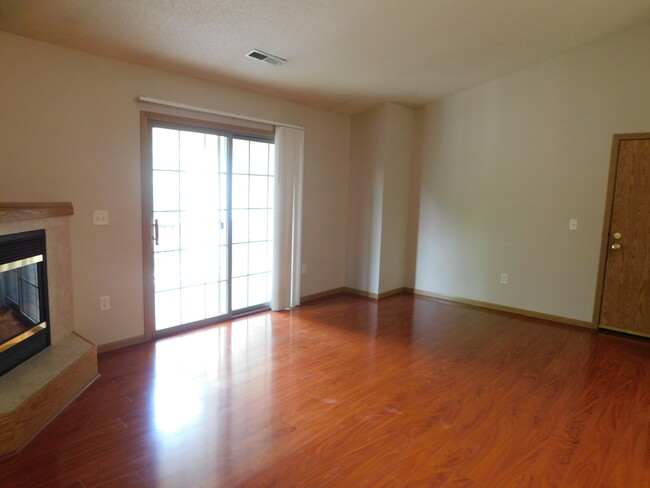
[{"x1": 599, "y1": 134, "x2": 650, "y2": 337}]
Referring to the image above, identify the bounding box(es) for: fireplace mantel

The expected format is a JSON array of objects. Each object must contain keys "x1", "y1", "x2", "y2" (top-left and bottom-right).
[{"x1": 0, "y1": 203, "x2": 74, "y2": 223}]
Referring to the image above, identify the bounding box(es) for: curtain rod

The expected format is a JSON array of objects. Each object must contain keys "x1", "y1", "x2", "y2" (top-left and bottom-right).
[{"x1": 137, "y1": 96, "x2": 304, "y2": 130}]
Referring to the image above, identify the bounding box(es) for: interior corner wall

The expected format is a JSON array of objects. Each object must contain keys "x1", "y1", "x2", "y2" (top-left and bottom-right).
[
  {"x1": 411, "y1": 20, "x2": 650, "y2": 322},
  {"x1": 378, "y1": 103, "x2": 414, "y2": 294},
  {"x1": 345, "y1": 103, "x2": 414, "y2": 295},
  {"x1": 0, "y1": 32, "x2": 350, "y2": 346},
  {"x1": 345, "y1": 105, "x2": 386, "y2": 295}
]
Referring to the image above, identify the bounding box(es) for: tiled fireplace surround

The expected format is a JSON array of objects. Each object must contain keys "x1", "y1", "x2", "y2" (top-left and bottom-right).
[{"x1": 0, "y1": 203, "x2": 98, "y2": 458}]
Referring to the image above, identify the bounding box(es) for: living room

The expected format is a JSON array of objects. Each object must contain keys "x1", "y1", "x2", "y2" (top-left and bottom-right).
[{"x1": 1, "y1": 2, "x2": 649, "y2": 486}]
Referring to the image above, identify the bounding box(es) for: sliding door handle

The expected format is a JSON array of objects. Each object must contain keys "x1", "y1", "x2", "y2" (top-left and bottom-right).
[{"x1": 153, "y1": 219, "x2": 160, "y2": 246}]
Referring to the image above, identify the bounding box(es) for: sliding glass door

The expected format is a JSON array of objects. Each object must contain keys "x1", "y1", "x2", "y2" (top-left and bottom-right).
[
  {"x1": 145, "y1": 116, "x2": 274, "y2": 334},
  {"x1": 230, "y1": 138, "x2": 274, "y2": 312}
]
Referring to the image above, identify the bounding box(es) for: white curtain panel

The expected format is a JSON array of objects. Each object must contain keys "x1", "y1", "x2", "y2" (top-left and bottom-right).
[{"x1": 271, "y1": 126, "x2": 304, "y2": 311}]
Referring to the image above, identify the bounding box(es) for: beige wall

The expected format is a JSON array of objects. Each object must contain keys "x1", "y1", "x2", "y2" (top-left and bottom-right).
[
  {"x1": 411, "y1": 20, "x2": 650, "y2": 322},
  {"x1": 5, "y1": 15, "x2": 650, "y2": 344},
  {"x1": 0, "y1": 32, "x2": 350, "y2": 346},
  {"x1": 346, "y1": 103, "x2": 414, "y2": 295}
]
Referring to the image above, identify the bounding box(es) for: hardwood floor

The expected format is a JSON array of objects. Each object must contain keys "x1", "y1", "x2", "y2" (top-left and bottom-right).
[{"x1": 0, "y1": 293, "x2": 648, "y2": 487}]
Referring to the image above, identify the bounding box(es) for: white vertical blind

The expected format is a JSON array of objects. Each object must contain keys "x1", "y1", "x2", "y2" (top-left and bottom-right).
[{"x1": 271, "y1": 127, "x2": 304, "y2": 311}]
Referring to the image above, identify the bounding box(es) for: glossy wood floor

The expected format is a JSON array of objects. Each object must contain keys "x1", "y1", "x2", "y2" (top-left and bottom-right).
[{"x1": 1, "y1": 294, "x2": 649, "y2": 487}]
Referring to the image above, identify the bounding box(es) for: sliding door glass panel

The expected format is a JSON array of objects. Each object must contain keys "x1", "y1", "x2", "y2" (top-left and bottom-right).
[
  {"x1": 231, "y1": 139, "x2": 274, "y2": 312},
  {"x1": 150, "y1": 123, "x2": 273, "y2": 333},
  {"x1": 152, "y1": 128, "x2": 229, "y2": 331}
]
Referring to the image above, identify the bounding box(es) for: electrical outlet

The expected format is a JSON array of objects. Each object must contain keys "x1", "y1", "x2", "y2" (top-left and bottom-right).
[
  {"x1": 93, "y1": 210, "x2": 109, "y2": 226},
  {"x1": 301, "y1": 264, "x2": 307, "y2": 275},
  {"x1": 569, "y1": 218, "x2": 578, "y2": 231},
  {"x1": 500, "y1": 273, "x2": 508, "y2": 284},
  {"x1": 100, "y1": 296, "x2": 110, "y2": 311}
]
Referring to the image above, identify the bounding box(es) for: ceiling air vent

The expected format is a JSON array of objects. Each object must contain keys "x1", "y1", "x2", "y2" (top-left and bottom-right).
[{"x1": 246, "y1": 49, "x2": 286, "y2": 66}]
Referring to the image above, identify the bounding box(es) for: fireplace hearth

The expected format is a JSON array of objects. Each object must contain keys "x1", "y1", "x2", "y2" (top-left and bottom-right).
[{"x1": 0, "y1": 229, "x2": 50, "y2": 376}]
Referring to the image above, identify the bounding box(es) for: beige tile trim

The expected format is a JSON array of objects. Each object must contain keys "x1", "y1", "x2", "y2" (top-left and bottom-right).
[
  {"x1": 377, "y1": 287, "x2": 408, "y2": 299},
  {"x1": 100, "y1": 285, "x2": 601, "y2": 355},
  {"x1": 341, "y1": 287, "x2": 408, "y2": 300},
  {"x1": 300, "y1": 287, "x2": 346, "y2": 303},
  {"x1": 406, "y1": 288, "x2": 595, "y2": 329},
  {"x1": 343, "y1": 287, "x2": 380, "y2": 300},
  {"x1": 97, "y1": 335, "x2": 147, "y2": 354}
]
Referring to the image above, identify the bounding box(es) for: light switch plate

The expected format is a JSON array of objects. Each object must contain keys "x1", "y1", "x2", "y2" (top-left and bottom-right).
[
  {"x1": 93, "y1": 210, "x2": 109, "y2": 225},
  {"x1": 569, "y1": 218, "x2": 577, "y2": 231}
]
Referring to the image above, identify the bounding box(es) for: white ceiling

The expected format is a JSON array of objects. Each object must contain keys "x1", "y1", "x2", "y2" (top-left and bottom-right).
[{"x1": 2, "y1": 0, "x2": 650, "y2": 114}]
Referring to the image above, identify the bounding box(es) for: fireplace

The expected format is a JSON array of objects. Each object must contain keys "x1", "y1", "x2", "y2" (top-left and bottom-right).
[
  {"x1": 0, "y1": 202, "x2": 98, "y2": 459},
  {"x1": 0, "y1": 229, "x2": 50, "y2": 376}
]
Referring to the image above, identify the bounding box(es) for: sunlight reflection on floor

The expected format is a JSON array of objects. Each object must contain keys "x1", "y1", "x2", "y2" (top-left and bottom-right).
[{"x1": 151, "y1": 313, "x2": 275, "y2": 484}]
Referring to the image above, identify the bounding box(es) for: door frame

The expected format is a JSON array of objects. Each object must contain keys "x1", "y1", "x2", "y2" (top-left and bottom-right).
[
  {"x1": 140, "y1": 111, "x2": 274, "y2": 340},
  {"x1": 592, "y1": 132, "x2": 650, "y2": 329}
]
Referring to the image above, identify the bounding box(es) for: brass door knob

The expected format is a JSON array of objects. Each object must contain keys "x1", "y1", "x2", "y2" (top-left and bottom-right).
[{"x1": 611, "y1": 243, "x2": 621, "y2": 251}]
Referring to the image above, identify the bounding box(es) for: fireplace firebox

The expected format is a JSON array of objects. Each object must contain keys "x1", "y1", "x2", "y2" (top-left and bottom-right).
[{"x1": 0, "y1": 229, "x2": 50, "y2": 376}]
